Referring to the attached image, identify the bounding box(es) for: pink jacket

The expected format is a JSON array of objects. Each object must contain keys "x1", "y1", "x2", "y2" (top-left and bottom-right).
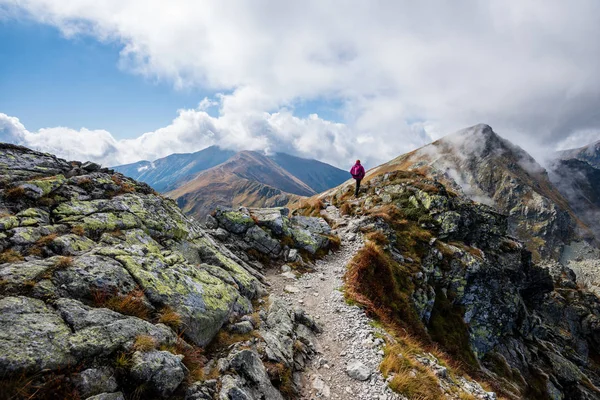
[{"x1": 350, "y1": 162, "x2": 365, "y2": 180}]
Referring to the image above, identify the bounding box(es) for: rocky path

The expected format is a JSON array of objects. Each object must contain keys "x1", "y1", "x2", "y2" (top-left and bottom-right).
[{"x1": 267, "y1": 205, "x2": 403, "y2": 400}]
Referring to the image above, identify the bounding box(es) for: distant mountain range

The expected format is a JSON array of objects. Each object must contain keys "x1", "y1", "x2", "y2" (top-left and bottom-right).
[{"x1": 113, "y1": 147, "x2": 349, "y2": 218}]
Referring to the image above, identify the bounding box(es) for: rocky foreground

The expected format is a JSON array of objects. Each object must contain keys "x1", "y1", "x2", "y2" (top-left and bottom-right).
[
  {"x1": 2, "y1": 142, "x2": 600, "y2": 400},
  {"x1": 0, "y1": 144, "x2": 334, "y2": 399}
]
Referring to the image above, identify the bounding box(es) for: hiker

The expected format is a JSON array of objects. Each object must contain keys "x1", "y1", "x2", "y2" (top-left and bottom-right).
[{"x1": 350, "y1": 159, "x2": 365, "y2": 197}]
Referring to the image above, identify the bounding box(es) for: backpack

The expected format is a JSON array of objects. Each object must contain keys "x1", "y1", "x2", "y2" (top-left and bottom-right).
[{"x1": 350, "y1": 164, "x2": 363, "y2": 178}]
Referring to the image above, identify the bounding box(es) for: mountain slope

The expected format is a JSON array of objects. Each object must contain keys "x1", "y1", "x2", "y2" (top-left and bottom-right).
[
  {"x1": 305, "y1": 168, "x2": 600, "y2": 399},
  {"x1": 315, "y1": 124, "x2": 588, "y2": 261},
  {"x1": 268, "y1": 152, "x2": 348, "y2": 193},
  {"x1": 168, "y1": 151, "x2": 312, "y2": 218},
  {"x1": 365, "y1": 124, "x2": 584, "y2": 260},
  {"x1": 114, "y1": 148, "x2": 348, "y2": 194},
  {"x1": 112, "y1": 145, "x2": 235, "y2": 192},
  {"x1": 558, "y1": 140, "x2": 600, "y2": 168},
  {"x1": 549, "y1": 158, "x2": 600, "y2": 235}
]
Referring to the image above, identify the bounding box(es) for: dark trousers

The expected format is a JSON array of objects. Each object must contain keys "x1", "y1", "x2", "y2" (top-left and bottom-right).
[{"x1": 355, "y1": 179, "x2": 361, "y2": 196}]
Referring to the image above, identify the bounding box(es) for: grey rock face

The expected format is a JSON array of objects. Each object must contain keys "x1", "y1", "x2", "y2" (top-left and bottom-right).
[
  {"x1": 130, "y1": 350, "x2": 187, "y2": 397},
  {"x1": 228, "y1": 349, "x2": 285, "y2": 400},
  {"x1": 210, "y1": 206, "x2": 335, "y2": 260},
  {"x1": 249, "y1": 208, "x2": 286, "y2": 236},
  {"x1": 228, "y1": 320, "x2": 254, "y2": 335},
  {"x1": 0, "y1": 296, "x2": 74, "y2": 374},
  {"x1": 244, "y1": 225, "x2": 282, "y2": 255},
  {"x1": 73, "y1": 367, "x2": 118, "y2": 398}
]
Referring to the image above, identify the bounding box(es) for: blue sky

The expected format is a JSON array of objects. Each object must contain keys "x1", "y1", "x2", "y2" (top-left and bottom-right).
[
  {"x1": 0, "y1": 1, "x2": 599, "y2": 168},
  {"x1": 0, "y1": 18, "x2": 209, "y2": 138}
]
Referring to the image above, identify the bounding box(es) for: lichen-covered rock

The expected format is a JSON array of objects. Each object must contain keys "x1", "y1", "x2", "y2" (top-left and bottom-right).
[
  {"x1": 73, "y1": 367, "x2": 118, "y2": 398},
  {"x1": 0, "y1": 144, "x2": 275, "y2": 399},
  {"x1": 260, "y1": 296, "x2": 296, "y2": 367},
  {"x1": 214, "y1": 208, "x2": 255, "y2": 234},
  {"x1": 55, "y1": 298, "x2": 176, "y2": 358},
  {"x1": 244, "y1": 225, "x2": 282, "y2": 255},
  {"x1": 0, "y1": 296, "x2": 74, "y2": 374},
  {"x1": 208, "y1": 206, "x2": 336, "y2": 261},
  {"x1": 249, "y1": 208, "x2": 286, "y2": 236},
  {"x1": 130, "y1": 350, "x2": 187, "y2": 397}
]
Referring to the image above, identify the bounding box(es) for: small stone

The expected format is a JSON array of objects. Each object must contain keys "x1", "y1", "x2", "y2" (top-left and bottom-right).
[
  {"x1": 228, "y1": 321, "x2": 254, "y2": 334},
  {"x1": 284, "y1": 285, "x2": 300, "y2": 294},
  {"x1": 281, "y1": 271, "x2": 297, "y2": 280},
  {"x1": 346, "y1": 361, "x2": 371, "y2": 381}
]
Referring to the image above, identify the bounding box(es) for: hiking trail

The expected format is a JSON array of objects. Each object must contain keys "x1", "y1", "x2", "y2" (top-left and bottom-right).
[{"x1": 267, "y1": 204, "x2": 403, "y2": 400}]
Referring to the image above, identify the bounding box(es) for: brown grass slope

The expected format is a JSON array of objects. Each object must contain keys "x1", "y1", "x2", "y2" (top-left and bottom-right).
[{"x1": 168, "y1": 151, "x2": 311, "y2": 218}]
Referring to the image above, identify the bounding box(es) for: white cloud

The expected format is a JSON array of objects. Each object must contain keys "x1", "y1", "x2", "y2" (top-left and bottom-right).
[
  {"x1": 1, "y1": 0, "x2": 600, "y2": 166},
  {"x1": 0, "y1": 105, "x2": 414, "y2": 169}
]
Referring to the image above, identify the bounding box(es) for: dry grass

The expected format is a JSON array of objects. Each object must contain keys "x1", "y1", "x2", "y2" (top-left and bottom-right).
[
  {"x1": 133, "y1": 335, "x2": 157, "y2": 352},
  {"x1": 4, "y1": 186, "x2": 26, "y2": 200},
  {"x1": 365, "y1": 230, "x2": 389, "y2": 246},
  {"x1": 206, "y1": 329, "x2": 262, "y2": 353},
  {"x1": 326, "y1": 234, "x2": 341, "y2": 251},
  {"x1": 0, "y1": 249, "x2": 24, "y2": 263},
  {"x1": 158, "y1": 306, "x2": 183, "y2": 330},
  {"x1": 265, "y1": 362, "x2": 295, "y2": 398},
  {"x1": 110, "y1": 229, "x2": 125, "y2": 238},
  {"x1": 114, "y1": 351, "x2": 132, "y2": 370},
  {"x1": 36, "y1": 233, "x2": 58, "y2": 247},
  {"x1": 93, "y1": 288, "x2": 152, "y2": 321},
  {"x1": 380, "y1": 344, "x2": 442, "y2": 399},
  {"x1": 54, "y1": 256, "x2": 73, "y2": 269},
  {"x1": 160, "y1": 336, "x2": 206, "y2": 382},
  {"x1": 71, "y1": 225, "x2": 85, "y2": 236},
  {"x1": 297, "y1": 198, "x2": 325, "y2": 217},
  {"x1": 0, "y1": 370, "x2": 82, "y2": 400},
  {"x1": 110, "y1": 174, "x2": 136, "y2": 196},
  {"x1": 340, "y1": 202, "x2": 353, "y2": 216},
  {"x1": 344, "y1": 242, "x2": 426, "y2": 338}
]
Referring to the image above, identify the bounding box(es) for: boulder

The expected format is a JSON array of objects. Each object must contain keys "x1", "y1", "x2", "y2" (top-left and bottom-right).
[
  {"x1": 73, "y1": 367, "x2": 118, "y2": 398},
  {"x1": 0, "y1": 296, "x2": 74, "y2": 375},
  {"x1": 249, "y1": 208, "x2": 285, "y2": 236},
  {"x1": 346, "y1": 361, "x2": 371, "y2": 381},
  {"x1": 214, "y1": 208, "x2": 255, "y2": 234},
  {"x1": 244, "y1": 225, "x2": 282, "y2": 255},
  {"x1": 130, "y1": 350, "x2": 187, "y2": 397}
]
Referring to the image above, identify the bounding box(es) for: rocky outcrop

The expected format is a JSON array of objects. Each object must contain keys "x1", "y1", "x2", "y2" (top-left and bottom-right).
[
  {"x1": 366, "y1": 124, "x2": 580, "y2": 261},
  {"x1": 0, "y1": 143, "x2": 318, "y2": 398},
  {"x1": 205, "y1": 206, "x2": 336, "y2": 265},
  {"x1": 332, "y1": 169, "x2": 600, "y2": 399}
]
